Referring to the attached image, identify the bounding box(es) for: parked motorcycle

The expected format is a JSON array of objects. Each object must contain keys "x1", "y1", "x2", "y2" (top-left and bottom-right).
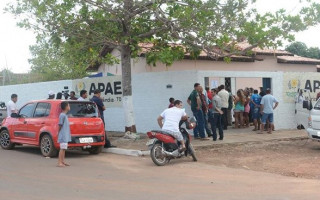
[{"x1": 146, "y1": 118, "x2": 197, "y2": 166}]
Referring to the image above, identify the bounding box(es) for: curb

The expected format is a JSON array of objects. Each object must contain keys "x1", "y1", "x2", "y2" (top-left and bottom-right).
[
  {"x1": 193, "y1": 136, "x2": 308, "y2": 150},
  {"x1": 102, "y1": 148, "x2": 150, "y2": 157}
]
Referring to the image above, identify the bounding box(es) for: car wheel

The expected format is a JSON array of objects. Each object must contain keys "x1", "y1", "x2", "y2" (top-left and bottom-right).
[
  {"x1": 88, "y1": 146, "x2": 103, "y2": 154},
  {"x1": 40, "y1": 134, "x2": 58, "y2": 157},
  {"x1": 0, "y1": 130, "x2": 15, "y2": 150}
]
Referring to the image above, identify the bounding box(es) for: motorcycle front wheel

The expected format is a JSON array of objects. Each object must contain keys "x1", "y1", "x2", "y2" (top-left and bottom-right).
[
  {"x1": 189, "y1": 143, "x2": 197, "y2": 162},
  {"x1": 150, "y1": 143, "x2": 167, "y2": 166}
]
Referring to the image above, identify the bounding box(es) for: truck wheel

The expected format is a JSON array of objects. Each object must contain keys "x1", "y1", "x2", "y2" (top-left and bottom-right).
[
  {"x1": 0, "y1": 130, "x2": 15, "y2": 150},
  {"x1": 88, "y1": 146, "x2": 103, "y2": 154},
  {"x1": 40, "y1": 134, "x2": 58, "y2": 157}
]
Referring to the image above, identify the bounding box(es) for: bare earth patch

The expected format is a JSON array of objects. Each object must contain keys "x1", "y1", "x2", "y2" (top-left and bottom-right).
[{"x1": 196, "y1": 139, "x2": 320, "y2": 179}]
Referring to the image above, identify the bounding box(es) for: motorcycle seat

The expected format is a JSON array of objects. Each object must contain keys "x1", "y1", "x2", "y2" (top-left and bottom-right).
[{"x1": 151, "y1": 130, "x2": 174, "y2": 136}]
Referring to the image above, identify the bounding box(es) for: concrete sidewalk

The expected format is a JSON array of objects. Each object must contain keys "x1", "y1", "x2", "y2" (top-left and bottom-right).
[{"x1": 107, "y1": 128, "x2": 308, "y2": 154}]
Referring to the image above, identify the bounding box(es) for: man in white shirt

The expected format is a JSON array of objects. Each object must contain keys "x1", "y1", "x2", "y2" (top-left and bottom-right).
[
  {"x1": 217, "y1": 85, "x2": 229, "y2": 130},
  {"x1": 77, "y1": 90, "x2": 88, "y2": 101},
  {"x1": 157, "y1": 100, "x2": 188, "y2": 150},
  {"x1": 7, "y1": 94, "x2": 18, "y2": 117}
]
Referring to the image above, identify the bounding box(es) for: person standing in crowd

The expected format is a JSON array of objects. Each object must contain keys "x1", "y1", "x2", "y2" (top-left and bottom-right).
[
  {"x1": 204, "y1": 87, "x2": 210, "y2": 105},
  {"x1": 227, "y1": 88, "x2": 233, "y2": 126},
  {"x1": 48, "y1": 91, "x2": 55, "y2": 99},
  {"x1": 295, "y1": 89, "x2": 304, "y2": 103},
  {"x1": 207, "y1": 87, "x2": 214, "y2": 137},
  {"x1": 168, "y1": 97, "x2": 175, "y2": 108},
  {"x1": 199, "y1": 86, "x2": 212, "y2": 137},
  {"x1": 77, "y1": 90, "x2": 88, "y2": 101},
  {"x1": 91, "y1": 89, "x2": 116, "y2": 148},
  {"x1": 259, "y1": 88, "x2": 279, "y2": 134},
  {"x1": 7, "y1": 94, "x2": 18, "y2": 117},
  {"x1": 56, "y1": 92, "x2": 63, "y2": 99},
  {"x1": 243, "y1": 90, "x2": 251, "y2": 127},
  {"x1": 187, "y1": 83, "x2": 207, "y2": 140},
  {"x1": 69, "y1": 91, "x2": 78, "y2": 100},
  {"x1": 218, "y1": 85, "x2": 229, "y2": 130},
  {"x1": 210, "y1": 88, "x2": 224, "y2": 141},
  {"x1": 259, "y1": 87, "x2": 266, "y2": 97},
  {"x1": 233, "y1": 89, "x2": 245, "y2": 128},
  {"x1": 251, "y1": 90, "x2": 262, "y2": 131},
  {"x1": 205, "y1": 87, "x2": 212, "y2": 104}
]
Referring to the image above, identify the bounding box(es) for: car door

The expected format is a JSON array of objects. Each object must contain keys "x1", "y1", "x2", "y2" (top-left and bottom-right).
[
  {"x1": 27, "y1": 103, "x2": 51, "y2": 144},
  {"x1": 11, "y1": 103, "x2": 36, "y2": 144}
]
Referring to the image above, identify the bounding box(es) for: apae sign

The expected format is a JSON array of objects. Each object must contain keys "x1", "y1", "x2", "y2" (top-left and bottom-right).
[
  {"x1": 283, "y1": 72, "x2": 320, "y2": 103},
  {"x1": 72, "y1": 76, "x2": 122, "y2": 107}
]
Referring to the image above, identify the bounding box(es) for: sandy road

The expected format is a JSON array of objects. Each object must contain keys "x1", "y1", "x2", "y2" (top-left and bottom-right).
[{"x1": 0, "y1": 146, "x2": 319, "y2": 200}]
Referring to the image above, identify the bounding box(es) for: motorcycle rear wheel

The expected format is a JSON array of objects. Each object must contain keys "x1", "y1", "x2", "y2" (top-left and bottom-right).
[
  {"x1": 189, "y1": 143, "x2": 197, "y2": 162},
  {"x1": 150, "y1": 143, "x2": 167, "y2": 166}
]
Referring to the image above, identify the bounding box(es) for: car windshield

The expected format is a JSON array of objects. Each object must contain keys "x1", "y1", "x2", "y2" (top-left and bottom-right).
[{"x1": 67, "y1": 102, "x2": 98, "y2": 118}]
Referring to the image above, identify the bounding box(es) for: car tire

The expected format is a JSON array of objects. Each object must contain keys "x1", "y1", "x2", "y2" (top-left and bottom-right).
[
  {"x1": 40, "y1": 134, "x2": 58, "y2": 157},
  {"x1": 0, "y1": 130, "x2": 15, "y2": 150},
  {"x1": 88, "y1": 146, "x2": 103, "y2": 154}
]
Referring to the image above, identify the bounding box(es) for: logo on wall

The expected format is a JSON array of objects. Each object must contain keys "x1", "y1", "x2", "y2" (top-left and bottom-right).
[
  {"x1": 75, "y1": 82, "x2": 86, "y2": 93},
  {"x1": 287, "y1": 79, "x2": 301, "y2": 90},
  {"x1": 283, "y1": 73, "x2": 320, "y2": 103}
]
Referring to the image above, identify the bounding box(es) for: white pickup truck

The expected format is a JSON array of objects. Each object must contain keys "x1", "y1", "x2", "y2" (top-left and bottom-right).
[{"x1": 296, "y1": 89, "x2": 320, "y2": 140}]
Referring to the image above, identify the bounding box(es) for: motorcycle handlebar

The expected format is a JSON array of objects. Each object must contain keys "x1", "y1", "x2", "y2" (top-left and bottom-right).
[{"x1": 179, "y1": 117, "x2": 197, "y2": 130}]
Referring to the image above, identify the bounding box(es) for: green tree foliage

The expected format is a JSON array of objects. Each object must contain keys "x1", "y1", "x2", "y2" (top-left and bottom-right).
[
  {"x1": 286, "y1": 41, "x2": 320, "y2": 59},
  {"x1": 6, "y1": 0, "x2": 320, "y2": 78},
  {"x1": 285, "y1": 42, "x2": 308, "y2": 57},
  {"x1": 6, "y1": 0, "x2": 320, "y2": 130}
]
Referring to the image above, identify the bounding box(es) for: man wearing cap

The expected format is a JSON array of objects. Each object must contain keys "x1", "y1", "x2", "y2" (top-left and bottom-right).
[
  {"x1": 48, "y1": 91, "x2": 55, "y2": 99},
  {"x1": 91, "y1": 89, "x2": 116, "y2": 148},
  {"x1": 259, "y1": 88, "x2": 279, "y2": 134}
]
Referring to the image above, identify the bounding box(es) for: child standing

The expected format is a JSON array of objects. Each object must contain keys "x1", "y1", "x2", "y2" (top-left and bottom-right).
[{"x1": 57, "y1": 101, "x2": 71, "y2": 167}]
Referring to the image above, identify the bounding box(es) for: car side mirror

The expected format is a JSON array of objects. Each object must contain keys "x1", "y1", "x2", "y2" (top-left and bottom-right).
[
  {"x1": 11, "y1": 113, "x2": 20, "y2": 118},
  {"x1": 303, "y1": 100, "x2": 313, "y2": 110}
]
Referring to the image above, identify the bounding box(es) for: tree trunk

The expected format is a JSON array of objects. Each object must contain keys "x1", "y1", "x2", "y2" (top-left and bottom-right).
[{"x1": 121, "y1": 45, "x2": 137, "y2": 133}]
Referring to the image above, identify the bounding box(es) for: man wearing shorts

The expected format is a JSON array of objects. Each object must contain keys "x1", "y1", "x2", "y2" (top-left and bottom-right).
[
  {"x1": 57, "y1": 102, "x2": 71, "y2": 167},
  {"x1": 157, "y1": 100, "x2": 188, "y2": 151},
  {"x1": 259, "y1": 89, "x2": 279, "y2": 134},
  {"x1": 251, "y1": 90, "x2": 262, "y2": 131}
]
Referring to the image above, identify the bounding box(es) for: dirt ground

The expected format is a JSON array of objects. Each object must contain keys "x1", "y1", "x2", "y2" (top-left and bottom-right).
[{"x1": 196, "y1": 138, "x2": 320, "y2": 179}]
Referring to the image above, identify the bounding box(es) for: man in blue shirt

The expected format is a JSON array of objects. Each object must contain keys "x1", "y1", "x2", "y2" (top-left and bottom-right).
[
  {"x1": 91, "y1": 89, "x2": 116, "y2": 148},
  {"x1": 251, "y1": 90, "x2": 262, "y2": 131},
  {"x1": 259, "y1": 89, "x2": 279, "y2": 134}
]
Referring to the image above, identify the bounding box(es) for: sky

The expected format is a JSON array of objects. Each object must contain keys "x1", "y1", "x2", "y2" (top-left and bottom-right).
[{"x1": 0, "y1": 0, "x2": 320, "y2": 73}]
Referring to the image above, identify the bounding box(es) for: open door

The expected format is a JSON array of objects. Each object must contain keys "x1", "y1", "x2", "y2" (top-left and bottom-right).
[{"x1": 295, "y1": 88, "x2": 312, "y2": 129}]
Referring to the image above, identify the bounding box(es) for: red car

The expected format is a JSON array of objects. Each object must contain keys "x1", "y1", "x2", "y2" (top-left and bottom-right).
[{"x1": 0, "y1": 100, "x2": 105, "y2": 157}]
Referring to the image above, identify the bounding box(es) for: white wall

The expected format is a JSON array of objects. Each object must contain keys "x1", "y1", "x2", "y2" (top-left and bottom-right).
[
  {"x1": 0, "y1": 71, "x2": 296, "y2": 133},
  {"x1": 0, "y1": 80, "x2": 72, "y2": 109},
  {"x1": 106, "y1": 70, "x2": 295, "y2": 132}
]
